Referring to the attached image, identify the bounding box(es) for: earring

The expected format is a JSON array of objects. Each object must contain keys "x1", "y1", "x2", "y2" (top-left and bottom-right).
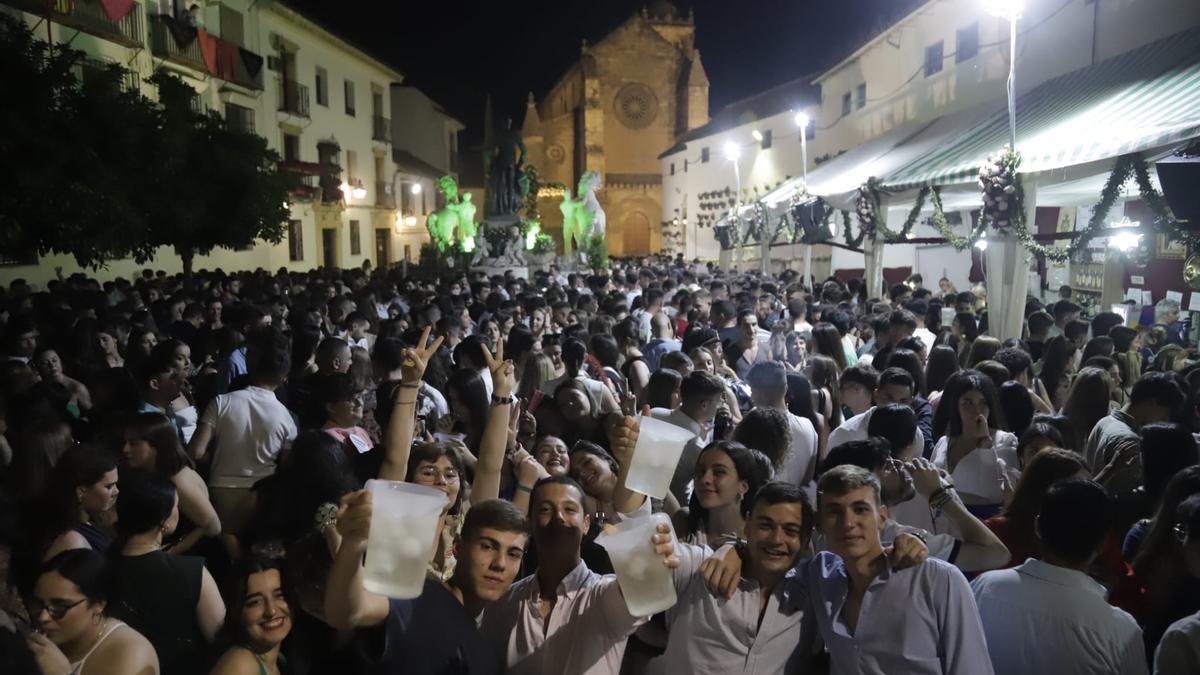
[{"x1": 92, "y1": 613, "x2": 102, "y2": 625}]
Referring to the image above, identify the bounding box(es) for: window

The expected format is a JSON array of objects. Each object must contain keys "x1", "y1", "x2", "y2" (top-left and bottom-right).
[
  {"x1": 957, "y1": 23, "x2": 979, "y2": 62},
  {"x1": 759, "y1": 130, "x2": 772, "y2": 149},
  {"x1": 854, "y1": 84, "x2": 866, "y2": 110},
  {"x1": 315, "y1": 66, "x2": 328, "y2": 106},
  {"x1": 701, "y1": 147, "x2": 710, "y2": 163},
  {"x1": 346, "y1": 150, "x2": 358, "y2": 182},
  {"x1": 400, "y1": 181, "x2": 415, "y2": 214},
  {"x1": 219, "y1": 6, "x2": 244, "y2": 46},
  {"x1": 225, "y1": 103, "x2": 254, "y2": 134},
  {"x1": 404, "y1": 244, "x2": 412, "y2": 262},
  {"x1": 288, "y1": 220, "x2": 304, "y2": 261},
  {"x1": 842, "y1": 92, "x2": 852, "y2": 116},
  {"x1": 344, "y1": 79, "x2": 356, "y2": 116},
  {"x1": 925, "y1": 41, "x2": 944, "y2": 77},
  {"x1": 282, "y1": 132, "x2": 300, "y2": 162},
  {"x1": 350, "y1": 219, "x2": 361, "y2": 255}
]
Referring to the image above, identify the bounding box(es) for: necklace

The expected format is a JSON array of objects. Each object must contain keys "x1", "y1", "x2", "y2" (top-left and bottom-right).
[{"x1": 123, "y1": 539, "x2": 162, "y2": 556}]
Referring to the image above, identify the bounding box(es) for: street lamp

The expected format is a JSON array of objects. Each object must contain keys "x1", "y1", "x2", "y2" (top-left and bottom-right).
[
  {"x1": 794, "y1": 110, "x2": 812, "y2": 284},
  {"x1": 352, "y1": 181, "x2": 367, "y2": 200},
  {"x1": 410, "y1": 183, "x2": 422, "y2": 195},
  {"x1": 751, "y1": 129, "x2": 763, "y2": 142},
  {"x1": 983, "y1": 0, "x2": 1026, "y2": 148}
]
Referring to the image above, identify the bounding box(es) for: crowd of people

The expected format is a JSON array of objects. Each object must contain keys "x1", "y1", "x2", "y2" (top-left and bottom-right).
[{"x1": 1, "y1": 258, "x2": 1199, "y2": 674}]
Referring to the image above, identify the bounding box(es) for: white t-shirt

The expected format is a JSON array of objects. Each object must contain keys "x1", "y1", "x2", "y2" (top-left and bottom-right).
[
  {"x1": 781, "y1": 412, "x2": 819, "y2": 493},
  {"x1": 931, "y1": 431, "x2": 1020, "y2": 504},
  {"x1": 202, "y1": 386, "x2": 297, "y2": 488},
  {"x1": 827, "y1": 407, "x2": 926, "y2": 455}
]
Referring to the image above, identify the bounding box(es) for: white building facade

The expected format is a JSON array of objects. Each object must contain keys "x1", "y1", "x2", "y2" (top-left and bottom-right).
[
  {"x1": 666, "y1": 0, "x2": 1200, "y2": 282},
  {"x1": 659, "y1": 79, "x2": 819, "y2": 261},
  {"x1": 0, "y1": 0, "x2": 451, "y2": 285}
]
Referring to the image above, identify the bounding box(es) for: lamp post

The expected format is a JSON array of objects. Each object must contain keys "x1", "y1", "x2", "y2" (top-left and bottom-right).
[
  {"x1": 984, "y1": 0, "x2": 1025, "y2": 148},
  {"x1": 724, "y1": 141, "x2": 744, "y2": 270},
  {"x1": 794, "y1": 111, "x2": 812, "y2": 287}
]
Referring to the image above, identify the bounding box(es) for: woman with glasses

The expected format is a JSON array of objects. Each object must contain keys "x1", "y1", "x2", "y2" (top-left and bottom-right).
[
  {"x1": 320, "y1": 373, "x2": 376, "y2": 483},
  {"x1": 1134, "y1": 466, "x2": 1200, "y2": 664},
  {"x1": 25, "y1": 549, "x2": 158, "y2": 675}
]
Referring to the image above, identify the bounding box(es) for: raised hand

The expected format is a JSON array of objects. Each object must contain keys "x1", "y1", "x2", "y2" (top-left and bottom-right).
[
  {"x1": 650, "y1": 522, "x2": 680, "y2": 569},
  {"x1": 609, "y1": 415, "x2": 640, "y2": 468},
  {"x1": 336, "y1": 489, "x2": 373, "y2": 556},
  {"x1": 480, "y1": 338, "x2": 516, "y2": 399},
  {"x1": 905, "y1": 457, "x2": 945, "y2": 498},
  {"x1": 401, "y1": 325, "x2": 445, "y2": 385}
]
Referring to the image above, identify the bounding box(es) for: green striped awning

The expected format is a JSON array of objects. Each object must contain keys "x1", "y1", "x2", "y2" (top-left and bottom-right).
[{"x1": 882, "y1": 27, "x2": 1200, "y2": 190}]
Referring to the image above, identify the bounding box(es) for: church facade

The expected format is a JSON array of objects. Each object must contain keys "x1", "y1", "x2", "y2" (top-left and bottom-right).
[{"x1": 521, "y1": 3, "x2": 709, "y2": 257}]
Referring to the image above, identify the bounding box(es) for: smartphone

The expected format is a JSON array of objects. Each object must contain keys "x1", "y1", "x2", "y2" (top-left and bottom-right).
[{"x1": 527, "y1": 389, "x2": 544, "y2": 415}]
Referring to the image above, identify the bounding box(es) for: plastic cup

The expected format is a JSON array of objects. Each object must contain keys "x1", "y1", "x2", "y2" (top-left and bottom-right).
[
  {"x1": 596, "y1": 512, "x2": 678, "y2": 616},
  {"x1": 624, "y1": 415, "x2": 696, "y2": 499},
  {"x1": 361, "y1": 480, "x2": 448, "y2": 599}
]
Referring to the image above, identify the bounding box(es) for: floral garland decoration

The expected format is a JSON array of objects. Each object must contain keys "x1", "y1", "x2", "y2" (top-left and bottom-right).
[
  {"x1": 979, "y1": 145, "x2": 1025, "y2": 236},
  {"x1": 854, "y1": 178, "x2": 881, "y2": 239},
  {"x1": 842, "y1": 210, "x2": 865, "y2": 248},
  {"x1": 876, "y1": 186, "x2": 927, "y2": 242},
  {"x1": 928, "y1": 187, "x2": 985, "y2": 251}
]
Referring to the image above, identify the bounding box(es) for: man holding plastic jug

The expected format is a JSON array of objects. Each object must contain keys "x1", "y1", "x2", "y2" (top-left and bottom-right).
[
  {"x1": 479, "y1": 475, "x2": 680, "y2": 675},
  {"x1": 324, "y1": 496, "x2": 529, "y2": 674}
]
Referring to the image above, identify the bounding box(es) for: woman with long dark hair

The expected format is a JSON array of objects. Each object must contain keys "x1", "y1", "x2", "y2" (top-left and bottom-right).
[
  {"x1": 443, "y1": 368, "x2": 489, "y2": 451},
  {"x1": 1038, "y1": 335, "x2": 1075, "y2": 411},
  {"x1": 675, "y1": 442, "x2": 773, "y2": 547},
  {"x1": 985, "y1": 448, "x2": 1089, "y2": 567},
  {"x1": 931, "y1": 370, "x2": 1019, "y2": 518},
  {"x1": 952, "y1": 313, "x2": 978, "y2": 367},
  {"x1": 38, "y1": 446, "x2": 119, "y2": 561},
  {"x1": 812, "y1": 323, "x2": 847, "y2": 372},
  {"x1": 807, "y1": 354, "x2": 843, "y2": 430},
  {"x1": 108, "y1": 469, "x2": 224, "y2": 675},
  {"x1": 925, "y1": 344, "x2": 960, "y2": 408},
  {"x1": 121, "y1": 413, "x2": 219, "y2": 555},
  {"x1": 1132, "y1": 466, "x2": 1200, "y2": 660},
  {"x1": 1060, "y1": 367, "x2": 1115, "y2": 456},
  {"x1": 27, "y1": 549, "x2": 159, "y2": 675},
  {"x1": 209, "y1": 555, "x2": 292, "y2": 675}
]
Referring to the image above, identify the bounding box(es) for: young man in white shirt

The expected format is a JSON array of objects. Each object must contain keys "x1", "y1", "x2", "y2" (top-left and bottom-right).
[
  {"x1": 746, "y1": 361, "x2": 818, "y2": 493},
  {"x1": 972, "y1": 479, "x2": 1146, "y2": 675}
]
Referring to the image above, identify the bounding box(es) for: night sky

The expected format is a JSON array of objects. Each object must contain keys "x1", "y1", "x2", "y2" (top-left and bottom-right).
[{"x1": 289, "y1": 0, "x2": 922, "y2": 148}]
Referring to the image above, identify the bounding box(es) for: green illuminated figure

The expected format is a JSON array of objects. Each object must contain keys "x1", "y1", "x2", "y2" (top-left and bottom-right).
[
  {"x1": 561, "y1": 171, "x2": 606, "y2": 262},
  {"x1": 425, "y1": 176, "x2": 478, "y2": 253}
]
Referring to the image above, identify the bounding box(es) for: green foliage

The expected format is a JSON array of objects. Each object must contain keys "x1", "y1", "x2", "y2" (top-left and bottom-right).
[
  {"x1": 530, "y1": 233, "x2": 555, "y2": 255},
  {"x1": 582, "y1": 233, "x2": 609, "y2": 270},
  {"x1": 0, "y1": 16, "x2": 292, "y2": 274}
]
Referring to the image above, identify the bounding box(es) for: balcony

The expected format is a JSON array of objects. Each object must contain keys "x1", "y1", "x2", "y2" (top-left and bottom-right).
[
  {"x1": 225, "y1": 104, "x2": 255, "y2": 135},
  {"x1": 8, "y1": 0, "x2": 145, "y2": 47},
  {"x1": 372, "y1": 115, "x2": 391, "y2": 143},
  {"x1": 148, "y1": 14, "x2": 263, "y2": 90},
  {"x1": 375, "y1": 181, "x2": 395, "y2": 209},
  {"x1": 279, "y1": 80, "x2": 310, "y2": 118}
]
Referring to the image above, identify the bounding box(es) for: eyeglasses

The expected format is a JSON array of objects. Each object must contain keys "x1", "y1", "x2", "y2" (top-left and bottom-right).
[
  {"x1": 415, "y1": 466, "x2": 459, "y2": 482},
  {"x1": 29, "y1": 597, "x2": 87, "y2": 621}
]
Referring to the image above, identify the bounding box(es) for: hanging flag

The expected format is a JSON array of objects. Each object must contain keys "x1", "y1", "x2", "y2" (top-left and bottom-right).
[
  {"x1": 196, "y1": 28, "x2": 218, "y2": 76},
  {"x1": 98, "y1": 0, "x2": 135, "y2": 22}
]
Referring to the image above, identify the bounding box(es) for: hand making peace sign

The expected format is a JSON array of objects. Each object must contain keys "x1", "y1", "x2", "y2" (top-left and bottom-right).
[
  {"x1": 480, "y1": 337, "x2": 516, "y2": 399},
  {"x1": 400, "y1": 325, "x2": 445, "y2": 386}
]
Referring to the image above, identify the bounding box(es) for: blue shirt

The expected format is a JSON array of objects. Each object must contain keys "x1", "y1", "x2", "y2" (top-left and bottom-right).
[{"x1": 783, "y1": 551, "x2": 993, "y2": 675}]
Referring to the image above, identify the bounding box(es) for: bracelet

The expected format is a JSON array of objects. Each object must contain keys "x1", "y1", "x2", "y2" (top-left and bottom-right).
[
  {"x1": 515, "y1": 483, "x2": 533, "y2": 494},
  {"x1": 397, "y1": 382, "x2": 420, "y2": 389},
  {"x1": 491, "y1": 394, "x2": 516, "y2": 405}
]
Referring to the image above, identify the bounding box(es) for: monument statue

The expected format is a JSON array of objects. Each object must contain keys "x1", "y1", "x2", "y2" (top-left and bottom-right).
[
  {"x1": 486, "y1": 117, "x2": 527, "y2": 216},
  {"x1": 425, "y1": 176, "x2": 477, "y2": 253},
  {"x1": 559, "y1": 171, "x2": 606, "y2": 263}
]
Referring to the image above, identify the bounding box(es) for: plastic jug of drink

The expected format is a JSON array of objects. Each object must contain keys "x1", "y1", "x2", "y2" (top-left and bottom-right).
[
  {"x1": 624, "y1": 415, "x2": 696, "y2": 499},
  {"x1": 596, "y1": 512, "x2": 678, "y2": 616},
  {"x1": 362, "y1": 480, "x2": 448, "y2": 599}
]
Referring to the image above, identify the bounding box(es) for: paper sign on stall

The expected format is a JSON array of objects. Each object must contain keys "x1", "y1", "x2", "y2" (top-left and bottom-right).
[
  {"x1": 1189, "y1": 293, "x2": 1200, "y2": 312},
  {"x1": 1125, "y1": 288, "x2": 1143, "y2": 304},
  {"x1": 1167, "y1": 290, "x2": 1184, "y2": 304},
  {"x1": 1143, "y1": 290, "x2": 1154, "y2": 306},
  {"x1": 1131, "y1": 275, "x2": 1145, "y2": 285}
]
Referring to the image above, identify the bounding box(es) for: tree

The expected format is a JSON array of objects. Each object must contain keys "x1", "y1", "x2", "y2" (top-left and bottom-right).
[
  {"x1": 144, "y1": 73, "x2": 292, "y2": 283},
  {"x1": 0, "y1": 16, "x2": 293, "y2": 279},
  {"x1": 0, "y1": 14, "x2": 159, "y2": 268}
]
